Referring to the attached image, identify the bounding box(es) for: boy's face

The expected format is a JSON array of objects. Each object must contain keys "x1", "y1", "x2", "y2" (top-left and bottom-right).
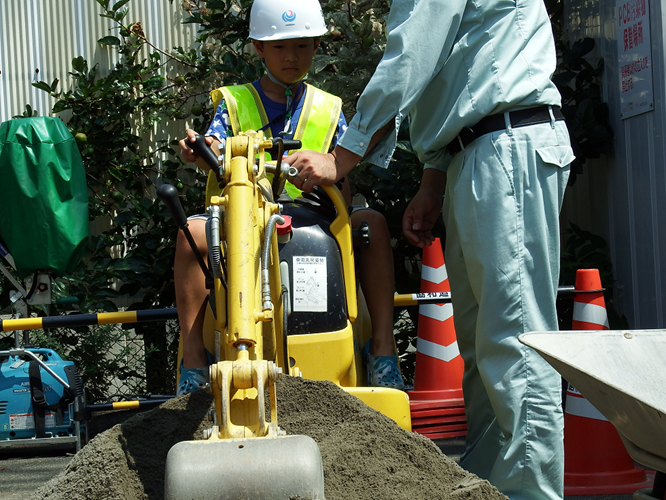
[{"x1": 253, "y1": 38, "x2": 320, "y2": 85}]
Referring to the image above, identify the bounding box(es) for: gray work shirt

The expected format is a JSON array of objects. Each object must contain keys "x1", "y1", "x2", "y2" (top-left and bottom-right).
[{"x1": 338, "y1": 0, "x2": 562, "y2": 172}]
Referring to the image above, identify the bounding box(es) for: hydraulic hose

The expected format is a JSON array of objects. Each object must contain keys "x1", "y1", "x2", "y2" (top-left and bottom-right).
[
  {"x1": 262, "y1": 214, "x2": 285, "y2": 311},
  {"x1": 206, "y1": 206, "x2": 222, "y2": 280}
]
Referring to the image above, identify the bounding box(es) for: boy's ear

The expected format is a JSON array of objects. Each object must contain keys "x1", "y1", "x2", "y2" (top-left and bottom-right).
[
  {"x1": 313, "y1": 37, "x2": 321, "y2": 51},
  {"x1": 252, "y1": 39, "x2": 265, "y2": 57}
]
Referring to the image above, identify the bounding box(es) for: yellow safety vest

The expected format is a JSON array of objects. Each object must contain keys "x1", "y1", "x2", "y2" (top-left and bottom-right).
[{"x1": 205, "y1": 82, "x2": 342, "y2": 201}]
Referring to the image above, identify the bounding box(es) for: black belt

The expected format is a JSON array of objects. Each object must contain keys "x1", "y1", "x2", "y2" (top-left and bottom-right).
[{"x1": 446, "y1": 105, "x2": 565, "y2": 157}]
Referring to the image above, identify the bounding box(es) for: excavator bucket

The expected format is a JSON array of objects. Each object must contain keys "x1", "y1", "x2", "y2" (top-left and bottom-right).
[
  {"x1": 519, "y1": 329, "x2": 666, "y2": 472},
  {"x1": 163, "y1": 352, "x2": 326, "y2": 500},
  {"x1": 164, "y1": 434, "x2": 325, "y2": 500}
]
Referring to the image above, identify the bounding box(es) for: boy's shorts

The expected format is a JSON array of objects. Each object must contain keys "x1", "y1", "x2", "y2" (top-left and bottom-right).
[{"x1": 187, "y1": 214, "x2": 210, "y2": 221}]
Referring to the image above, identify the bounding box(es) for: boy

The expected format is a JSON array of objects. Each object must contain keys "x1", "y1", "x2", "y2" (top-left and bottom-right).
[{"x1": 176, "y1": 0, "x2": 404, "y2": 395}]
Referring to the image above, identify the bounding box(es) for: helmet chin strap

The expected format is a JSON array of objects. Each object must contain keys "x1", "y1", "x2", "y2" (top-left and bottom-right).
[{"x1": 262, "y1": 60, "x2": 304, "y2": 136}]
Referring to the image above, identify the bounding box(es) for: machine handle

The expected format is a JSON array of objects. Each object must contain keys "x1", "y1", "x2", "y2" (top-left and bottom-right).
[
  {"x1": 268, "y1": 138, "x2": 302, "y2": 198},
  {"x1": 157, "y1": 184, "x2": 188, "y2": 229},
  {"x1": 265, "y1": 138, "x2": 302, "y2": 158},
  {"x1": 189, "y1": 134, "x2": 220, "y2": 170},
  {"x1": 280, "y1": 139, "x2": 301, "y2": 151}
]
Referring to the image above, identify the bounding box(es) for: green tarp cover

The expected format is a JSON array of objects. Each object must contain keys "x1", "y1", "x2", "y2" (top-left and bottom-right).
[{"x1": 0, "y1": 117, "x2": 88, "y2": 278}]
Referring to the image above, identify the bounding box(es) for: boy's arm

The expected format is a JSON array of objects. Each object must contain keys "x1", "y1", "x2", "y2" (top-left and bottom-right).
[{"x1": 179, "y1": 99, "x2": 231, "y2": 170}]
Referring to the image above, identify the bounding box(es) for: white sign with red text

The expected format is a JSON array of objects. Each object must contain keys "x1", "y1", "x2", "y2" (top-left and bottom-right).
[{"x1": 617, "y1": 0, "x2": 653, "y2": 118}]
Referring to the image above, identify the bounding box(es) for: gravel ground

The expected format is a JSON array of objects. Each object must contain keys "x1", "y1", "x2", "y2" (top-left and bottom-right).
[{"x1": 25, "y1": 376, "x2": 507, "y2": 500}]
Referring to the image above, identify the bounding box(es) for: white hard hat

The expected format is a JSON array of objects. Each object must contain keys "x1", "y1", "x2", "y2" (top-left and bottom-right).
[{"x1": 249, "y1": 0, "x2": 327, "y2": 41}]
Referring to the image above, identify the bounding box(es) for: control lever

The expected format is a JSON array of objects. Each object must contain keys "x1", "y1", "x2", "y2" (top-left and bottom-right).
[
  {"x1": 188, "y1": 134, "x2": 220, "y2": 170},
  {"x1": 266, "y1": 138, "x2": 302, "y2": 198},
  {"x1": 157, "y1": 183, "x2": 214, "y2": 286},
  {"x1": 157, "y1": 184, "x2": 188, "y2": 229}
]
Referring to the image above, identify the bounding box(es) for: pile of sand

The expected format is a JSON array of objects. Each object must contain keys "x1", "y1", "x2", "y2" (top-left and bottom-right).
[{"x1": 30, "y1": 377, "x2": 508, "y2": 500}]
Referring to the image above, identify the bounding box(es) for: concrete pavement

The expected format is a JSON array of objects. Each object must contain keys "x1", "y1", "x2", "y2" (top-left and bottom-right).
[{"x1": 0, "y1": 434, "x2": 653, "y2": 500}]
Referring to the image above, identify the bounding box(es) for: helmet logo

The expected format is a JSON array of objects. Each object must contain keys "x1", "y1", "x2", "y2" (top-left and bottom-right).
[{"x1": 282, "y1": 10, "x2": 296, "y2": 23}]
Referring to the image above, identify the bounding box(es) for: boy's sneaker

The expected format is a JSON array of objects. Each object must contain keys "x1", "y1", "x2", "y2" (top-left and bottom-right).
[
  {"x1": 363, "y1": 341, "x2": 405, "y2": 390},
  {"x1": 177, "y1": 350, "x2": 214, "y2": 396}
]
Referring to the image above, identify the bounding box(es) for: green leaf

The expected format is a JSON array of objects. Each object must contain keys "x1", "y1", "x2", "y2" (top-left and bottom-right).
[
  {"x1": 99, "y1": 36, "x2": 121, "y2": 46},
  {"x1": 108, "y1": 166, "x2": 124, "y2": 181},
  {"x1": 110, "y1": 258, "x2": 149, "y2": 273},
  {"x1": 112, "y1": 0, "x2": 131, "y2": 11},
  {"x1": 72, "y1": 56, "x2": 86, "y2": 73},
  {"x1": 142, "y1": 75, "x2": 165, "y2": 91},
  {"x1": 52, "y1": 100, "x2": 71, "y2": 113},
  {"x1": 32, "y1": 81, "x2": 53, "y2": 93},
  {"x1": 114, "y1": 7, "x2": 129, "y2": 22}
]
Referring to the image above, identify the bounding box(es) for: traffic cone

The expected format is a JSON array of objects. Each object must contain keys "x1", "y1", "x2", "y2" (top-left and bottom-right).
[
  {"x1": 564, "y1": 268, "x2": 654, "y2": 495},
  {"x1": 408, "y1": 238, "x2": 467, "y2": 439}
]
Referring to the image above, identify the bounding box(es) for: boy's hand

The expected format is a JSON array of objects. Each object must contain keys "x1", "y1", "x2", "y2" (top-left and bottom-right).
[{"x1": 179, "y1": 130, "x2": 213, "y2": 164}]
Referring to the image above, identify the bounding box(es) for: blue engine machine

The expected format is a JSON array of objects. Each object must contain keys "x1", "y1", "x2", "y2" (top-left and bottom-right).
[{"x1": 0, "y1": 347, "x2": 86, "y2": 449}]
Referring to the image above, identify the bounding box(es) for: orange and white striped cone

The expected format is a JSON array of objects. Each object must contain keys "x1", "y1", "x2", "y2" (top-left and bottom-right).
[
  {"x1": 564, "y1": 268, "x2": 654, "y2": 495},
  {"x1": 408, "y1": 238, "x2": 466, "y2": 440}
]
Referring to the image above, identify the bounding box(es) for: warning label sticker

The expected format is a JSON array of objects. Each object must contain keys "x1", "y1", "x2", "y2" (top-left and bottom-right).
[
  {"x1": 9, "y1": 413, "x2": 58, "y2": 430},
  {"x1": 293, "y1": 256, "x2": 327, "y2": 312}
]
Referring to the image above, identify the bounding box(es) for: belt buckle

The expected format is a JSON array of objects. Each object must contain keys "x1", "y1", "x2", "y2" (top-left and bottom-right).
[{"x1": 458, "y1": 126, "x2": 475, "y2": 150}]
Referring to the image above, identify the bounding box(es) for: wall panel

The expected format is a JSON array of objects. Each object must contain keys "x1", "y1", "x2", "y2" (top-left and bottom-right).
[
  {"x1": 562, "y1": 0, "x2": 666, "y2": 328},
  {"x1": 0, "y1": 0, "x2": 196, "y2": 121}
]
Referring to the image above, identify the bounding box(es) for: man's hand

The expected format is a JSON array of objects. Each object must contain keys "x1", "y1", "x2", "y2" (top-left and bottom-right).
[
  {"x1": 284, "y1": 150, "x2": 339, "y2": 193},
  {"x1": 286, "y1": 121, "x2": 394, "y2": 192},
  {"x1": 285, "y1": 145, "x2": 361, "y2": 193},
  {"x1": 402, "y1": 169, "x2": 447, "y2": 248}
]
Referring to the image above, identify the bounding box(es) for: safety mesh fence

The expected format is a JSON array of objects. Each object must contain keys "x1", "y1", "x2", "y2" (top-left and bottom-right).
[
  {"x1": 1, "y1": 292, "x2": 579, "y2": 404},
  {"x1": 0, "y1": 319, "x2": 180, "y2": 404}
]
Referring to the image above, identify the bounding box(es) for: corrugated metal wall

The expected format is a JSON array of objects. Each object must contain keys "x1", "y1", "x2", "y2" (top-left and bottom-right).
[
  {"x1": 0, "y1": 0, "x2": 199, "y2": 308},
  {"x1": 0, "y1": 0, "x2": 196, "y2": 122},
  {"x1": 561, "y1": 0, "x2": 666, "y2": 328}
]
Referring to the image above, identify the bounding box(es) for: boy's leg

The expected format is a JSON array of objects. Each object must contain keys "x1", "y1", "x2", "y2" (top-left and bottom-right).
[
  {"x1": 351, "y1": 208, "x2": 404, "y2": 389},
  {"x1": 351, "y1": 208, "x2": 395, "y2": 356},
  {"x1": 174, "y1": 218, "x2": 209, "y2": 369}
]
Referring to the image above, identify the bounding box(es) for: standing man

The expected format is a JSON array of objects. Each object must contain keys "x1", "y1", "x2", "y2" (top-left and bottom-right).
[{"x1": 285, "y1": 0, "x2": 574, "y2": 499}]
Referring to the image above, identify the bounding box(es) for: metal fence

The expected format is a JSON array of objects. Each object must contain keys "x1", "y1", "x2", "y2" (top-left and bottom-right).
[{"x1": 0, "y1": 314, "x2": 180, "y2": 402}]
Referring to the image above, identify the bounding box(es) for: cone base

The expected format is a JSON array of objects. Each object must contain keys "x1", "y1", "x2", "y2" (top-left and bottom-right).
[
  {"x1": 634, "y1": 487, "x2": 665, "y2": 500},
  {"x1": 564, "y1": 469, "x2": 655, "y2": 496},
  {"x1": 414, "y1": 428, "x2": 468, "y2": 440},
  {"x1": 410, "y1": 396, "x2": 467, "y2": 440},
  {"x1": 408, "y1": 388, "x2": 464, "y2": 403}
]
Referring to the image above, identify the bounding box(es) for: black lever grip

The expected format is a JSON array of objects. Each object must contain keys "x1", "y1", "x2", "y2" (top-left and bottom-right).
[
  {"x1": 265, "y1": 138, "x2": 302, "y2": 161},
  {"x1": 157, "y1": 184, "x2": 188, "y2": 229},
  {"x1": 189, "y1": 134, "x2": 219, "y2": 170},
  {"x1": 280, "y1": 139, "x2": 301, "y2": 151}
]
